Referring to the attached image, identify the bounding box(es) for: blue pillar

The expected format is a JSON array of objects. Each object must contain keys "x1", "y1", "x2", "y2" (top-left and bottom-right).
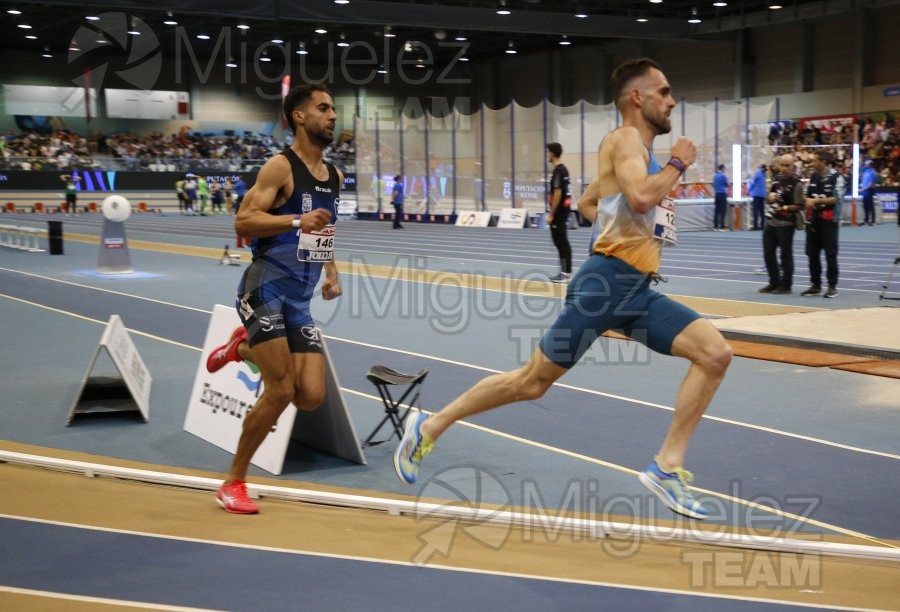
[
  {"x1": 510, "y1": 100, "x2": 516, "y2": 208},
  {"x1": 424, "y1": 111, "x2": 430, "y2": 215},
  {"x1": 480, "y1": 102, "x2": 486, "y2": 211},
  {"x1": 451, "y1": 108, "x2": 457, "y2": 214},
  {"x1": 375, "y1": 112, "x2": 382, "y2": 213},
  {"x1": 542, "y1": 97, "x2": 548, "y2": 208},
  {"x1": 399, "y1": 113, "x2": 405, "y2": 180},
  {"x1": 714, "y1": 97, "x2": 719, "y2": 170},
  {"x1": 580, "y1": 98, "x2": 585, "y2": 196}
]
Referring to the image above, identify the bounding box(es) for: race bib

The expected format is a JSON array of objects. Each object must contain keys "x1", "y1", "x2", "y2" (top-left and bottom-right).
[
  {"x1": 652, "y1": 197, "x2": 677, "y2": 246},
  {"x1": 297, "y1": 224, "x2": 335, "y2": 262}
]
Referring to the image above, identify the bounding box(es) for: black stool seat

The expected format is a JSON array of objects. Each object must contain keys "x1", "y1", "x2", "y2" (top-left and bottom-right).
[
  {"x1": 363, "y1": 365, "x2": 428, "y2": 447},
  {"x1": 366, "y1": 366, "x2": 428, "y2": 387}
]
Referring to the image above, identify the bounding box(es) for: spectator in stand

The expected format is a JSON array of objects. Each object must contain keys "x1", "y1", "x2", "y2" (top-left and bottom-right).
[
  {"x1": 748, "y1": 164, "x2": 768, "y2": 231},
  {"x1": 859, "y1": 160, "x2": 878, "y2": 226},
  {"x1": 713, "y1": 164, "x2": 730, "y2": 231}
]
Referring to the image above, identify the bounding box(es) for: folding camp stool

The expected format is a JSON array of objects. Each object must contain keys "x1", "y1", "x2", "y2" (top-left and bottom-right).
[{"x1": 364, "y1": 365, "x2": 428, "y2": 447}]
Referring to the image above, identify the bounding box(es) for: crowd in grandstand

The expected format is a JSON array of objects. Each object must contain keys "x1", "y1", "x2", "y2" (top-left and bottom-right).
[
  {"x1": 770, "y1": 114, "x2": 898, "y2": 186},
  {"x1": 0, "y1": 113, "x2": 895, "y2": 185},
  {"x1": 0, "y1": 129, "x2": 357, "y2": 174}
]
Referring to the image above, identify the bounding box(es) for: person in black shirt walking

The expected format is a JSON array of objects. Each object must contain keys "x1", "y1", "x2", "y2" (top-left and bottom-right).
[
  {"x1": 546, "y1": 142, "x2": 572, "y2": 283},
  {"x1": 800, "y1": 151, "x2": 842, "y2": 298},
  {"x1": 760, "y1": 154, "x2": 804, "y2": 294}
]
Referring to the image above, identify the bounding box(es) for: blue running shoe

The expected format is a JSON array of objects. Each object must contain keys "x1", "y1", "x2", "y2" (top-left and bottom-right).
[
  {"x1": 638, "y1": 458, "x2": 708, "y2": 520},
  {"x1": 393, "y1": 412, "x2": 433, "y2": 484}
]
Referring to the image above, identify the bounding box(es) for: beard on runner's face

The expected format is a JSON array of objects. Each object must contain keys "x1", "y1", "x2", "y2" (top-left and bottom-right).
[{"x1": 645, "y1": 106, "x2": 672, "y2": 135}]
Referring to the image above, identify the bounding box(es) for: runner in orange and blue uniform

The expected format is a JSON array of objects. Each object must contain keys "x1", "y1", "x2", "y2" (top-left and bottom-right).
[{"x1": 394, "y1": 58, "x2": 733, "y2": 520}]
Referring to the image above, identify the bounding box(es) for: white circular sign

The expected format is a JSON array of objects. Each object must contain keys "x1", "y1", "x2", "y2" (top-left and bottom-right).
[{"x1": 101, "y1": 195, "x2": 132, "y2": 222}]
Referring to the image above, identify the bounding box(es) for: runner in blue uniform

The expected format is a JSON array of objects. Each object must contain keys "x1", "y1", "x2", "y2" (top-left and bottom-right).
[
  {"x1": 205, "y1": 84, "x2": 343, "y2": 514},
  {"x1": 394, "y1": 59, "x2": 733, "y2": 520}
]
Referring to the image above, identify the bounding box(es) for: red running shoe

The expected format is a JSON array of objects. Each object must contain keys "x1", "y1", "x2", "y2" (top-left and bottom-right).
[
  {"x1": 216, "y1": 480, "x2": 259, "y2": 514},
  {"x1": 206, "y1": 326, "x2": 248, "y2": 373}
]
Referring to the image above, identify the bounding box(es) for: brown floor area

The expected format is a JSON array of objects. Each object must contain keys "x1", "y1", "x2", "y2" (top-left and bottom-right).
[{"x1": 2, "y1": 443, "x2": 899, "y2": 611}]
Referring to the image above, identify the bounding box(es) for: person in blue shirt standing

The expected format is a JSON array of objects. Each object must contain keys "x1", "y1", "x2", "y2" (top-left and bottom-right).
[
  {"x1": 859, "y1": 160, "x2": 878, "y2": 226},
  {"x1": 748, "y1": 164, "x2": 768, "y2": 230},
  {"x1": 391, "y1": 174, "x2": 404, "y2": 229},
  {"x1": 713, "y1": 164, "x2": 730, "y2": 231}
]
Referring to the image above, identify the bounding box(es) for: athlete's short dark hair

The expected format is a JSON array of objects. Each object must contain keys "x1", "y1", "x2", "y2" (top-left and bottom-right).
[
  {"x1": 610, "y1": 58, "x2": 662, "y2": 109},
  {"x1": 546, "y1": 142, "x2": 562, "y2": 158},
  {"x1": 283, "y1": 84, "x2": 331, "y2": 135}
]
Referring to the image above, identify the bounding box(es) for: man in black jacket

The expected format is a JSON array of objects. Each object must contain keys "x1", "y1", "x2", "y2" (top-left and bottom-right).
[
  {"x1": 800, "y1": 151, "x2": 843, "y2": 298},
  {"x1": 760, "y1": 154, "x2": 804, "y2": 295}
]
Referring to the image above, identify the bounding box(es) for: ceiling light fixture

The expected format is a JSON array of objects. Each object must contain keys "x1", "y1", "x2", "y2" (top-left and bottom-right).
[
  {"x1": 768, "y1": 4, "x2": 783, "y2": 8},
  {"x1": 315, "y1": 27, "x2": 328, "y2": 34},
  {"x1": 163, "y1": 12, "x2": 177, "y2": 25},
  {"x1": 335, "y1": 0, "x2": 350, "y2": 4},
  {"x1": 650, "y1": 0, "x2": 662, "y2": 4},
  {"x1": 455, "y1": 34, "x2": 467, "y2": 41},
  {"x1": 559, "y1": 35, "x2": 571, "y2": 46},
  {"x1": 236, "y1": 24, "x2": 249, "y2": 30},
  {"x1": 17, "y1": 24, "x2": 31, "y2": 29},
  {"x1": 225, "y1": 58, "x2": 237, "y2": 68},
  {"x1": 128, "y1": 21, "x2": 141, "y2": 35},
  {"x1": 296, "y1": 41, "x2": 308, "y2": 55},
  {"x1": 42, "y1": 45, "x2": 52, "y2": 58},
  {"x1": 197, "y1": 33, "x2": 211, "y2": 40},
  {"x1": 337, "y1": 34, "x2": 349, "y2": 47},
  {"x1": 637, "y1": 16, "x2": 649, "y2": 22},
  {"x1": 377, "y1": 64, "x2": 387, "y2": 74},
  {"x1": 7, "y1": 9, "x2": 21, "y2": 15},
  {"x1": 459, "y1": 56, "x2": 469, "y2": 62},
  {"x1": 85, "y1": 15, "x2": 100, "y2": 21},
  {"x1": 505, "y1": 40, "x2": 516, "y2": 54},
  {"x1": 688, "y1": 8, "x2": 702, "y2": 23},
  {"x1": 496, "y1": 0, "x2": 510, "y2": 16},
  {"x1": 383, "y1": 26, "x2": 396, "y2": 38},
  {"x1": 713, "y1": 2, "x2": 727, "y2": 6},
  {"x1": 260, "y1": 51, "x2": 271, "y2": 62}
]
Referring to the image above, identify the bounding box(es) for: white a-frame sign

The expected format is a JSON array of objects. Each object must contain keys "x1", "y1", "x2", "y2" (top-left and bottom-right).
[{"x1": 67, "y1": 314, "x2": 152, "y2": 425}]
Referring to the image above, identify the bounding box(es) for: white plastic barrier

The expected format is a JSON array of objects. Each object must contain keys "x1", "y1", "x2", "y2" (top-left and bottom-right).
[{"x1": 0, "y1": 224, "x2": 44, "y2": 252}]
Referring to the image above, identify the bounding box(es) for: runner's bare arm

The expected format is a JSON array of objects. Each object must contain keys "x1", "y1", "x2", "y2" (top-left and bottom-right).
[
  {"x1": 235, "y1": 156, "x2": 330, "y2": 238},
  {"x1": 614, "y1": 128, "x2": 695, "y2": 214}
]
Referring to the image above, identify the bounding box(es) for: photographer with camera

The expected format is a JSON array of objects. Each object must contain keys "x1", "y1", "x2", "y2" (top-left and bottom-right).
[
  {"x1": 800, "y1": 151, "x2": 843, "y2": 298},
  {"x1": 760, "y1": 154, "x2": 805, "y2": 294}
]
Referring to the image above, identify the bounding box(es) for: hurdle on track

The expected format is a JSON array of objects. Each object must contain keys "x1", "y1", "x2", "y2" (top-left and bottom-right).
[{"x1": 0, "y1": 224, "x2": 44, "y2": 252}]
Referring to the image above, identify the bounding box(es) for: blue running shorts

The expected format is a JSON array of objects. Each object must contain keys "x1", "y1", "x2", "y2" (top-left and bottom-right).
[{"x1": 538, "y1": 255, "x2": 701, "y2": 368}]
